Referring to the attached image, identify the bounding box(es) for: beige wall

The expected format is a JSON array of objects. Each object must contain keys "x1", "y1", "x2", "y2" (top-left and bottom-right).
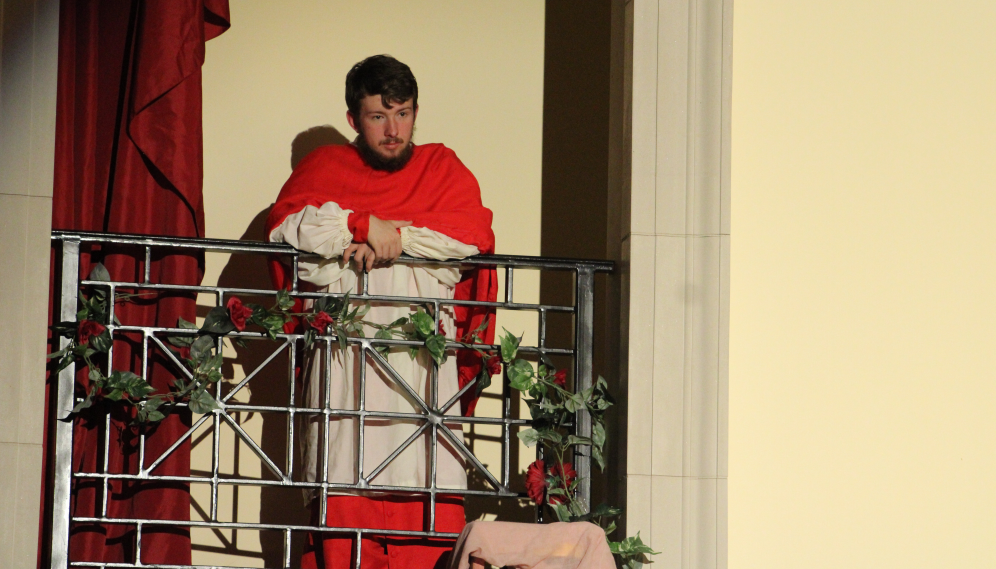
[
  {"x1": 0, "y1": 0, "x2": 59, "y2": 567},
  {"x1": 199, "y1": 2, "x2": 545, "y2": 566},
  {"x1": 730, "y1": 1, "x2": 996, "y2": 567}
]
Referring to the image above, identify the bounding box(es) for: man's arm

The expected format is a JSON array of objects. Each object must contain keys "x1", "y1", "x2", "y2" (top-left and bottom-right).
[
  {"x1": 400, "y1": 226, "x2": 481, "y2": 260},
  {"x1": 268, "y1": 201, "x2": 355, "y2": 259},
  {"x1": 366, "y1": 215, "x2": 411, "y2": 264}
]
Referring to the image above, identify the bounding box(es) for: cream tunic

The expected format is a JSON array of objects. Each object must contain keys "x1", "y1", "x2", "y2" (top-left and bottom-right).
[{"x1": 269, "y1": 202, "x2": 480, "y2": 499}]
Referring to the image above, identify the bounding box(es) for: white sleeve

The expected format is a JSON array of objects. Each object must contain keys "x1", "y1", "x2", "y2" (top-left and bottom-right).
[
  {"x1": 400, "y1": 226, "x2": 481, "y2": 260},
  {"x1": 268, "y1": 202, "x2": 353, "y2": 259}
]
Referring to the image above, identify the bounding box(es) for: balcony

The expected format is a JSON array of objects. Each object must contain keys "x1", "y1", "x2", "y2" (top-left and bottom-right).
[{"x1": 47, "y1": 231, "x2": 613, "y2": 569}]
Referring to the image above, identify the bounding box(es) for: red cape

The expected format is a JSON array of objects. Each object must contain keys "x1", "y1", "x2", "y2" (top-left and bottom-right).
[{"x1": 265, "y1": 143, "x2": 498, "y2": 416}]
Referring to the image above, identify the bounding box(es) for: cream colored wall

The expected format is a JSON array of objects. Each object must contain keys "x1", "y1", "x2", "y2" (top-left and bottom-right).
[
  {"x1": 0, "y1": 0, "x2": 59, "y2": 567},
  {"x1": 730, "y1": 2, "x2": 996, "y2": 567},
  {"x1": 199, "y1": 2, "x2": 544, "y2": 566}
]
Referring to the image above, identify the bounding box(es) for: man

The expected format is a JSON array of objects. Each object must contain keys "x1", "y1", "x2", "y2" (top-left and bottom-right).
[{"x1": 265, "y1": 55, "x2": 497, "y2": 569}]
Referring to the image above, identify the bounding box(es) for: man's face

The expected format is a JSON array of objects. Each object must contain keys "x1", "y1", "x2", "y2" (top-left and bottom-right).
[{"x1": 347, "y1": 94, "x2": 417, "y2": 169}]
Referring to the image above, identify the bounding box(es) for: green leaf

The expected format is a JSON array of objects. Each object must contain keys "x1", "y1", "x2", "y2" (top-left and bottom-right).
[
  {"x1": 592, "y1": 420, "x2": 606, "y2": 448},
  {"x1": 126, "y1": 378, "x2": 155, "y2": 399},
  {"x1": 167, "y1": 317, "x2": 199, "y2": 347},
  {"x1": 539, "y1": 429, "x2": 563, "y2": 445},
  {"x1": 262, "y1": 313, "x2": 288, "y2": 338},
  {"x1": 564, "y1": 392, "x2": 585, "y2": 414},
  {"x1": 188, "y1": 389, "x2": 219, "y2": 414},
  {"x1": 549, "y1": 503, "x2": 571, "y2": 522},
  {"x1": 104, "y1": 388, "x2": 125, "y2": 401},
  {"x1": 410, "y1": 310, "x2": 434, "y2": 338},
  {"x1": 596, "y1": 375, "x2": 608, "y2": 390},
  {"x1": 499, "y1": 329, "x2": 521, "y2": 363},
  {"x1": 516, "y1": 428, "x2": 541, "y2": 447},
  {"x1": 88, "y1": 366, "x2": 105, "y2": 385},
  {"x1": 624, "y1": 532, "x2": 659, "y2": 555},
  {"x1": 50, "y1": 321, "x2": 78, "y2": 338},
  {"x1": 72, "y1": 386, "x2": 96, "y2": 413},
  {"x1": 610, "y1": 532, "x2": 660, "y2": 568},
  {"x1": 333, "y1": 325, "x2": 347, "y2": 353},
  {"x1": 590, "y1": 503, "x2": 623, "y2": 518},
  {"x1": 189, "y1": 335, "x2": 214, "y2": 362},
  {"x1": 374, "y1": 328, "x2": 392, "y2": 355},
  {"x1": 507, "y1": 359, "x2": 533, "y2": 391},
  {"x1": 425, "y1": 333, "x2": 447, "y2": 366},
  {"x1": 135, "y1": 397, "x2": 166, "y2": 423},
  {"x1": 474, "y1": 365, "x2": 492, "y2": 396},
  {"x1": 313, "y1": 295, "x2": 331, "y2": 314},
  {"x1": 276, "y1": 289, "x2": 295, "y2": 311},
  {"x1": 56, "y1": 352, "x2": 75, "y2": 373},
  {"x1": 47, "y1": 348, "x2": 68, "y2": 360},
  {"x1": 566, "y1": 435, "x2": 592, "y2": 447},
  {"x1": 167, "y1": 335, "x2": 195, "y2": 348},
  {"x1": 88, "y1": 263, "x2": 111, "y2": 282},
  {"x1": 90, "y1": 329, "x2": 113, "y2": 353},
  {"x1": 592, "y1": 444, "x2": 606, "y2": 471},
  {"x1": 201, "y1": 306, "x2": 236, "y2": 335}
]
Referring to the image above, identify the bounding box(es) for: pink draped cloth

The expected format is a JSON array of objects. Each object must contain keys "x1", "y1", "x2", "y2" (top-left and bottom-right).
[{"x1": 447, "y1": 521, "x2": 616, "y2": 569}]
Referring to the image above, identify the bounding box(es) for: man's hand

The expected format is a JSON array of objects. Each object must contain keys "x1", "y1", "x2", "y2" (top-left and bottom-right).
[
  {"x1": 366, "y1": 215, "x2": 412, "y2": 265},
  {"x1": 343, "y1": 242, "x2": 376, "y2": 272}
]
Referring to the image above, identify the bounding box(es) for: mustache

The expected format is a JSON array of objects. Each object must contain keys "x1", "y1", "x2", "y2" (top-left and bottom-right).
[{"x1": 379, "y1": 137, "x2": 404, "y2": 146}]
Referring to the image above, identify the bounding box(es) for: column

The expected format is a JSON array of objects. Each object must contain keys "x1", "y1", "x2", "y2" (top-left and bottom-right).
[
  {"x1": 611, "y1": 0, "x2": 732, "y2": 566},
  {"x1": 0, "y1": 0, "x2": 60, "y2": 567}
]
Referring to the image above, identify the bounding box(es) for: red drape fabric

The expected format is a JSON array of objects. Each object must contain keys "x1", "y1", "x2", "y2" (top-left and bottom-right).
[
  {"x1": 42, "y1": 1, "x2": 229, "y2": 566},
  {"x1": 301, "y1": 495, "x2": 467, "y2": 569}
]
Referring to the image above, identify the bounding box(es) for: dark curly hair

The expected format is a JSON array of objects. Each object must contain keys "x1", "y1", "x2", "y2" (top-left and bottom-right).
[{"x1": 345, "y1": 55, "x2": 418, "y2": 117}]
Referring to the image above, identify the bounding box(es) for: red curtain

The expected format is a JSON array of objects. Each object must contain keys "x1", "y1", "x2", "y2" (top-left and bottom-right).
[{"x1": 43, "y1": 0, "x2": 229, "y2": 565}]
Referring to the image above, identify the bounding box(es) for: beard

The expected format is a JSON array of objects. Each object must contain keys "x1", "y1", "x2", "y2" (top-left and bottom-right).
[{"x1": 354, "y1": 133, "x2": 415, "y2": 173}]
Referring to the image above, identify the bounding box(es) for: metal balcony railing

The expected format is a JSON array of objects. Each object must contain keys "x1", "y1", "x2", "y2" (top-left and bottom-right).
[{"x1": 48, "y1": 231, "x2": 612, "y2": 569}]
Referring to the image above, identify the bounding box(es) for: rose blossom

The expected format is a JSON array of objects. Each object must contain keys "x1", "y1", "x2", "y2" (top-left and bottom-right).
[
  {"x1": 552, "y1": 369, "x2": 567, "y2": 388},
  {"x1": 310, "y1": 311, "x2": 334, "y2": 332},
  {"x1": 226, "y1": 297, "x2": 253, "y2": 332},
  {"x1": 77, "y1": 320, "x2": 106, "y2": 345},
  {"x1": 525, "y1": 459, "x2": 547, "y2": 505},
  {"x1": 548, "y1": 461, "x2": 577, "y2": 505},
  {"x1": 485, "y1": 354, "x2": 502, "y2": 377}
]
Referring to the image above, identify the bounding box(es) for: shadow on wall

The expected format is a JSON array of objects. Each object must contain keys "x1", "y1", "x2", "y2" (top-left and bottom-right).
[
  {"x1": 215, "y1": 207, "x2": 309, "y2": 567},
  {"x1": 290, "y1": 125, "x2": 351, "y2": 169},
  {"x1": 201, "y1": 125, "x2": 350, "y2": 567}
]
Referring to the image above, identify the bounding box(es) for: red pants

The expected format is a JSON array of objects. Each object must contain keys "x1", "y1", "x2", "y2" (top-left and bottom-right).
[{"x1": 301, "y1": 494, "x2": 466, "y2": 569}]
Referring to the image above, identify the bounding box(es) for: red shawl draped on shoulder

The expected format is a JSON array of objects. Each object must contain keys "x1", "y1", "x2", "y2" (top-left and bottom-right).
[{"x1": 264, "y1": 143, "x2": 497, "y2": 416}]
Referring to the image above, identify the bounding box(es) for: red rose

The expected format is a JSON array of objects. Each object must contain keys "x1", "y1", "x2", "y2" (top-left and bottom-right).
[
  {"x1": 485, "y1": 354, "x2": 502, "y2": 377},
  {"x1": 525, "y1": 459, "x2": 547, "y2": 505},
  {"x1": 77, "y1": 320, "x2": 106, "y2": 345},
  {"x1": 548, "y1": 461, "x2": 577, "y2": 505},
  {"x1": 310, "y1": 311, "x2": 334, "y2": 332},
  {"x1": 227, "y1": 297, "x2": 253, "y2": 332},
  {"x1": 552, "y1": 369, "x2": 567, "y2": 388}
]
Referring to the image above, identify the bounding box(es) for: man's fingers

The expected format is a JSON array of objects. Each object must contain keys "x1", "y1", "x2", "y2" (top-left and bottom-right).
[{"x1": 344, "y1": 244, "x2": 358, "y2": 260}]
